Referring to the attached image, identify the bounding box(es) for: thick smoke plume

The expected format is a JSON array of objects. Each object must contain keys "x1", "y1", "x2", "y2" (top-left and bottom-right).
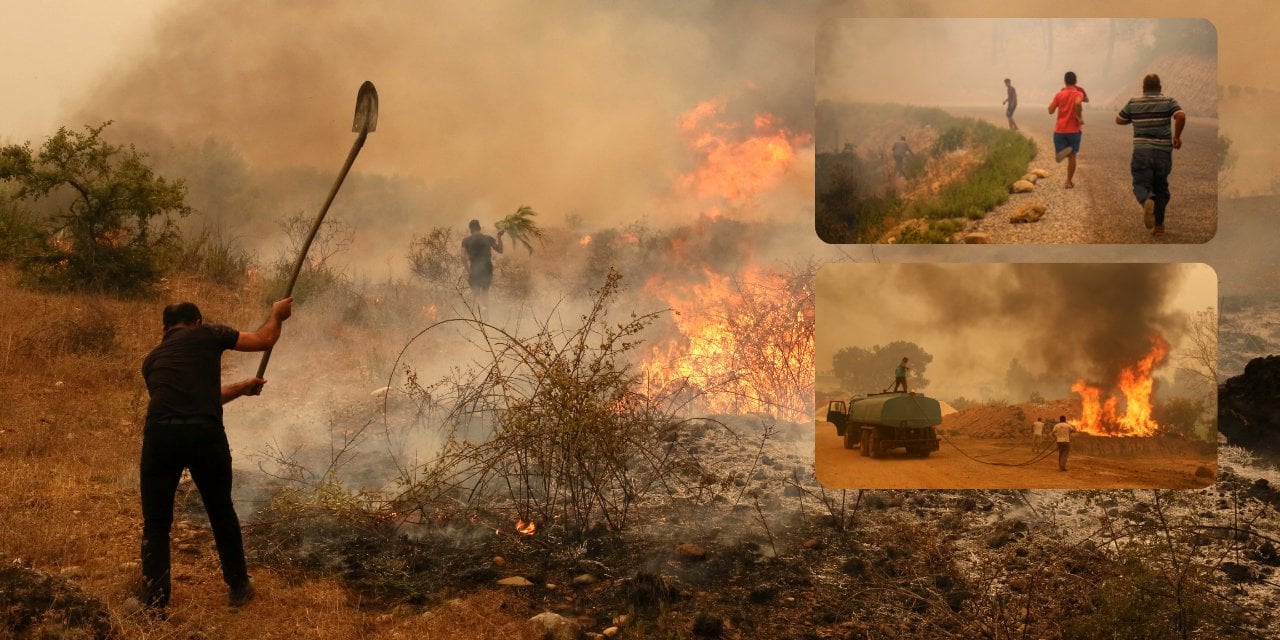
[{"x1": 902, "y1": 263, "x2": 1188, "y2": 386}]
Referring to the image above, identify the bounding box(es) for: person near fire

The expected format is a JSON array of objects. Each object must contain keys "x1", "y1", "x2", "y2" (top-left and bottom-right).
[
  {"x1": 461, "y1": 219, "x2": 505, "y2": 310},
  {"x1": 1115, "y1": 73, "x2": 1186, "y2": 236},
  {"x1": 1048, "y1": 71, "x2": 1089, "y2": 188},
  {"x1": 1002, "y1": 78, "x2": 1018, "y2": 131},
  {"x1": 1031, "y1": 416, "x2": 1046, "y2": 451},
  {"x1": 138, "y1": 297, "x2": 293, "y2": 611},
  {"x1": 1052, "y1": 415, "x2": 1075, "y2": 471},
  {"x1": 892, "y1": 357, "x2": 911, "y2": 392},
  {"x1": 891, "y1": 136, "x2": 913, "y2": 177}
]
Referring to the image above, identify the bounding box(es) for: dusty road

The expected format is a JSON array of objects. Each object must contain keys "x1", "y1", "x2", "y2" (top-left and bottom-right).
[
  {"x1": 813, "y1": 420, "x2": 1215, "y2": 490},
  {"x1": 958, "y1": 106, "x2": 1217, "y2": 244}
]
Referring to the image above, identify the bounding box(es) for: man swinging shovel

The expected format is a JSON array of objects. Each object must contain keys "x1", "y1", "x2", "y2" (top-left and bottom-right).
[{"x1": 136, "y1": 82, "x2": 378, "y2": 613}]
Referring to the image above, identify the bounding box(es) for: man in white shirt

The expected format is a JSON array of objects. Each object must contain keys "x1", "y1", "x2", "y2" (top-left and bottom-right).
[
  {"x1": 1052, "y1": 416, "x2": 1074, "y2": 471},
  {"x1": 1031, "y1": 417, "x2": 1045, "y2": 451}
]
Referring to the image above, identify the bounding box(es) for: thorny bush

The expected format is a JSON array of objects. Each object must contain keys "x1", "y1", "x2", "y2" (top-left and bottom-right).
[{"x1": 393, "y1": 268, "x2": 707, "y2": 540}]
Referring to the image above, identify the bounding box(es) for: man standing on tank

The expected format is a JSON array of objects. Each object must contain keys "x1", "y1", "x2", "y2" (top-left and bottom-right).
[
  {"x1": 461, "y1": 219, "x2": 505, "y2": 311},
  {"x1": 139, "y1": 297, "x2": 293, "y2": 611}
]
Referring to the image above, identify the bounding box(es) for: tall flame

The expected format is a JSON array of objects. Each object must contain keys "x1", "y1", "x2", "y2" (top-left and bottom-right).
[
  {"x1": 1071, "y1": 336, "x2": 1169, "y2": 436},
  {"x1": 675, "y1": 98, "x2": 809, "y2": 209},
  {"x1": 641, "y1": 267, "x2": 814, "y2": 422}
]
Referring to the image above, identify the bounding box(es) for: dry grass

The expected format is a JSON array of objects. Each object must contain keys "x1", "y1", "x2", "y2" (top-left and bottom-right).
[{"x1": 0, "y1": 264, "x2": 539, "y2": 639}]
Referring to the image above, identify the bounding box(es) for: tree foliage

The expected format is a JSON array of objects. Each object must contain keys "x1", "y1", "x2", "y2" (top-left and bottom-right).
[
  {"x1": 0, "y1": 122, "x2": 192, "y2": 294},
  {"x1": 832, "y1": 340, "x2": 932, "y2": 393}
]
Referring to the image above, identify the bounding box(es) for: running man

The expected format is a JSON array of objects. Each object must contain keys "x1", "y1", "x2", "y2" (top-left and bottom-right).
[
  {"x1": 1048, "y1": 71, "x2": 1089, "y2": 188},
  {"x1": 460, "y1": 219, "x2": 505, "y2": 310},
  {"x1": 1116, "y1": 74, "x2": 1186, "y2": 236}
]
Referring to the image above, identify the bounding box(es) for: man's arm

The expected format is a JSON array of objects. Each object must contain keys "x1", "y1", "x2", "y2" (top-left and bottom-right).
[
  {"x1": 1047, "y1": 97, "x2": 1057, "y2": 114},
  {"x1": 1172, "y1": 111, "x2": 1186, "y2": 149},
  {"x1": 493, "y1": 230, "x2": 505, "y2": 254},
  {"x1": 221, "y1": 376, "x2": 266, "y2": 404},
  {"x1": 234, "y1": 297, "x2": 293, "y2": 352}
]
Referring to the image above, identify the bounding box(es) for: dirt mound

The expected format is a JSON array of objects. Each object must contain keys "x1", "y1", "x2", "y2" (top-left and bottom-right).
[
  {"x1": 1220, "y1": 355, "x2": 1280, "y2": 453},
  {"x1": 942, "y1": 400, "x2": 1077, "y2": 439},
  {"x1": 0, "y1": 561, "x2": 112, "y2": 639}
]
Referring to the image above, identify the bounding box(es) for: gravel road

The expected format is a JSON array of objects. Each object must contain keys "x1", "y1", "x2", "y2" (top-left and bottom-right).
[{"x1": 958, "y1": 106, "x2": 1217, "y2": 244}]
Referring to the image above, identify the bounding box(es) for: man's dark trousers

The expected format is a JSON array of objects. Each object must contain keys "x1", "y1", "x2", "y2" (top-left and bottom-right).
[
  {"x1": 1131, "y1": 147, "x2": 1173, "y2": 226},
  {"x1": 140, "y1": 420, "x2": 248, "y2": 606}
]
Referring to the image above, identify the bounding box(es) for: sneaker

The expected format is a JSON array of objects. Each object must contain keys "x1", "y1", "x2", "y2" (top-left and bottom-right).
[
  {"x1": 1142, "y1": 198, "x2": 1156, "y2": 229},
  {"x1": 1152, "y1": 225, "x2": 1165, "y2": 236},
  {"x1": 228, "y1": 580, "x2": 256, "y2": 608},
  {"x1": 1055, "y1": 146, "x2": 1072, "y2": 163}
]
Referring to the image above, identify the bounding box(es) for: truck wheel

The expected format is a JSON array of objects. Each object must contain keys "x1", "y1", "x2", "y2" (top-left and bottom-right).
[
  {"x1": 868, "y1": 433, "x2": 881, "y2": 458},
  {"x1": 843, "y1": 426, "x2": 857, "y2": 449},
  {"x1": 859, "y1": 430, "x2": 871, "y2": 457}
]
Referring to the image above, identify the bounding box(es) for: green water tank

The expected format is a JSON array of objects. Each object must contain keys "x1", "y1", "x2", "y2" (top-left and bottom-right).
[{"x1": 847, "y1": 392, "x2": 942, "y2": 428}]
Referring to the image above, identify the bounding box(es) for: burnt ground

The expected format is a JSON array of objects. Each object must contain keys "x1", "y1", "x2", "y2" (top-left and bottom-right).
[
  {"x1": 0, "y1": 561, "x2": 113, "y2": 640},
  {"x1": 200, "y1": 410, "x2": 1276, "y2": 640}
]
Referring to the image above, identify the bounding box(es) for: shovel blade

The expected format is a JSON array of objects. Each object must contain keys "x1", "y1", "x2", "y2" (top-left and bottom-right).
[{"x1": 353, "y1": 81, "x2": 378, "y2": 133}]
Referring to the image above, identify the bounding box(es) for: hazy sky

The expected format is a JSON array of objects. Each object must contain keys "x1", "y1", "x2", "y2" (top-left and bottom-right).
[{"x1": 0, "y1": 1, "x2": 176, "y2": 139}]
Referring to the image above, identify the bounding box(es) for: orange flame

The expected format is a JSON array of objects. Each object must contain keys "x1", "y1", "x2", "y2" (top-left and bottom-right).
[
  {"x1": 579, "y1": 235, "x2": 592, "y2": 246},
  {"x1": 641, "y1": 267, "x2": 814, "y2": 422},
  {"x1": 515, "y1": 519, "x2": 536, "y2": 535},
  {"x1": 1071, "y1": 336, "x2": 1169, "y2": 436},
  {"x1": 675, "y1": 97, "x2": 809, "y2": 209}
]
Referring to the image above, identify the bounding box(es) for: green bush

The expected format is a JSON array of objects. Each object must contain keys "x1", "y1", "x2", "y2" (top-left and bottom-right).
[
  {"x1": 0, "y1": 122, "x2": 192, "y2": 295},
  {"x1": 931, "y1": 127, "x2": 967, "y2": 154},
  {"x1": 0, "y1": 192, "x2": 41, "y2": 261}
]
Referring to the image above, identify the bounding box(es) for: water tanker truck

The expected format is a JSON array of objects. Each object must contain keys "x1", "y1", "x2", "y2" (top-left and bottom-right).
[{"x1": 825, "y1": 392, "x2": 942, "y2": 458}]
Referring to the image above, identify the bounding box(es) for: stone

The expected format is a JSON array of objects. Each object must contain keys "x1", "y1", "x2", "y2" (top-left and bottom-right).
[
  {"x1": 498, "y1": 576, "x2": 535, "y2": 587},
  {"x1": 572, "y1": 573, "x2": 598, "y2": 587},
  {"x1": 1030, "y1": 168, "x2": 1051, "y2": 178},
  {"x1": 493, "y1": 556, "x2": 507, "y2": 567},
  {"x1": 962, "y1": 232, "x2": 991, "y2": 244},
  {"x1": 1011, "y1": 180, "x2": 1035, "y2": 193},
  {"x1": 603, "y1": 627, "x2": 619, "y2": 637},
  {"x1": 528, "y1": 611, "x2": 582, "y2": 640},
  {"x1": 801, "y1": 538, "x2": 822, "y2": 550},
  {"x1": 1010, "y1": 202, "x2": 1046, "y2": 223}
]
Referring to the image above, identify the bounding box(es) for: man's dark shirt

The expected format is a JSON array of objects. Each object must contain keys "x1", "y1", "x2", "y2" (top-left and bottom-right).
[
  {"x1": 462, "y1": 234, "x2": 498, "y2": 270},
  {"x1": 142, "y1": 324, "x2": 238, "y2": 424}
]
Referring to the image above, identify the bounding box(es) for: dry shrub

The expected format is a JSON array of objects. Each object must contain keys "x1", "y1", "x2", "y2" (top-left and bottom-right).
[{"x1": 395, "y1": 268, "x2": 704, "y2": 538}]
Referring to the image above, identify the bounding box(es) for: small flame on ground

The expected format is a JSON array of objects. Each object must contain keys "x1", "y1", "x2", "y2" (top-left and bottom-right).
[
  {"x1": 1071, "y1": 335, "x2": 1169, "y2": 436},
  {"x1": 579, "y1": 235, "x2": 592, "y2": 245},
  {"x1": 515, "y1": 519, "x2": 536, "y2": 535}
]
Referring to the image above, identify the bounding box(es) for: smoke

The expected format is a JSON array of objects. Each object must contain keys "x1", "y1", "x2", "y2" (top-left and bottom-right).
[
  {"x1": 70, "y1": 0, "x2": 816, "y2": 248},
  {"x1": 817, "y1": 18, "x2": 1216, "y2": 120}
]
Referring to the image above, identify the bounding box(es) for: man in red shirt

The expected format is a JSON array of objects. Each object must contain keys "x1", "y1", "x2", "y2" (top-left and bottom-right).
[{"x1": 1047, "y1": 71, "x2": 1089, "y2": 188}]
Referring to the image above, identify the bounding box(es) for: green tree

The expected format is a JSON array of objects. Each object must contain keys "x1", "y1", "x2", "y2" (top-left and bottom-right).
[
  {"x1": 0, "y1": 122, "x2": 192, "y2": 294},
  {"x1": 832, "y1": 340, "x2": 932, "y2": 393}
]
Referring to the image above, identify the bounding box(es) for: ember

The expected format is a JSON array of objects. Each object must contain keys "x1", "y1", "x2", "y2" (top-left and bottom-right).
[{"x1": 515, "y1": 519, "x2": 536, "y2": 535}]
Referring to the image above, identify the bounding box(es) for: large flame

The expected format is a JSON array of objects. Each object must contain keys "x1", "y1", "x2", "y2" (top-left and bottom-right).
[
  {"x1": 641, "y1": 267, "x2": 814, "y2": 422},
  {"x1": 1071, "y1": 335, "x2": 1169, "y2": 436},
  {"x1": 675, "y1": 98, "x2": 809, "y2": 210}
]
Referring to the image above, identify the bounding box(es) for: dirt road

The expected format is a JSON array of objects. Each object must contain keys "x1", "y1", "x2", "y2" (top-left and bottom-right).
[
  {"x1": 958, "y1": 106, "x2": 1217, "y2": 244},
  {"x1": 813, "y1": 420, "x2": 1215, "y2": 490}
]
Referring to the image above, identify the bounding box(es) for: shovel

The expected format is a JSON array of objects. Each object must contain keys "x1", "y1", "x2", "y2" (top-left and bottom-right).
[{"x1": 255, "y1": 81, "x2": 379, "y2": 379}]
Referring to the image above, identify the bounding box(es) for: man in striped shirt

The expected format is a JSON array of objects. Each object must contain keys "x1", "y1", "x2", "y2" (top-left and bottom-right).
[{"x1": 1116, "y1": 74, "x2": 1186, "y2": 236}]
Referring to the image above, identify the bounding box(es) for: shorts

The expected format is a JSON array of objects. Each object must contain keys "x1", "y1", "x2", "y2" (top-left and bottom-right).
[
  {"x1": 1053, "y1": 131, "x2": 1082, "y2": 155},
  {"x1": 1006, "y1": 105, "x2": 1016, "y2": 117}
]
